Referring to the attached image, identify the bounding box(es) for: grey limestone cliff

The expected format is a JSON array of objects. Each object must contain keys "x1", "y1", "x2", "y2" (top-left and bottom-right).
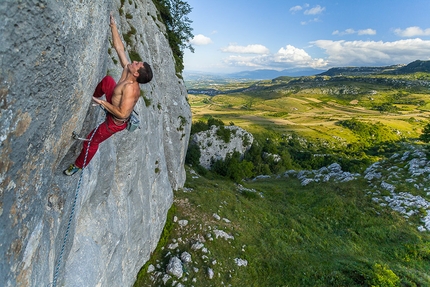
[{"x1": 0, "y1": 0, "x2": 191, "y2": 286}]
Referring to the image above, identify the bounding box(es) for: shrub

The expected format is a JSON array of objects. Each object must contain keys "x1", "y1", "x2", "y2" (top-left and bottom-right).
[
  {"x1": 419, "y1": 122, "x2": 430, "y2": 143},
  {"x1": 190, "y1": 117, "x2": 225, "y2": 133},
  {"x1": 216, "y1": 126, "x2": 231, "y2": 143},
  {"x1": 207, "y1": 117, "x2": 225, "y2": 128},
  {"x1": 369, "y1": 263, "x2": 400, "y2": 287},
  {"x1": 190, "y1": 120, "x2": 208, "y2": 135},
  {"x1": 211, "y1": 152, "x2": 254, "y2": 182},
  {"x1": 185, "y1": 144, "x2": 201, "y2": 166}
]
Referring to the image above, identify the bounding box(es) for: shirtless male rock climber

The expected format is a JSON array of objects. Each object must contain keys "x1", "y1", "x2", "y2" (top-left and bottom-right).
[{"x1": 64, "y1": 13, "x2": 153, "y2": 175}]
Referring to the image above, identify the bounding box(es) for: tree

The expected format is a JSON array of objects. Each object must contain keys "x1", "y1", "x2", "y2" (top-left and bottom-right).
[
  {"x1": 185, "y1": 144, "x2": 201, "y2": 166},
  {"x1": 152, "y1": 0, "x2": 194, "y2": 73},
  {"x1": 167, "y1": 0, "x2": 195, "y2": 53},
  {"x1": 419, "y1": 122, "x2": 430, "y2": 143}
]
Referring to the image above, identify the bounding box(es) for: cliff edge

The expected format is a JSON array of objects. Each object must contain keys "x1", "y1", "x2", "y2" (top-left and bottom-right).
[{"x1": 0, "y1": 1, "x2": 191, "y2": 286}]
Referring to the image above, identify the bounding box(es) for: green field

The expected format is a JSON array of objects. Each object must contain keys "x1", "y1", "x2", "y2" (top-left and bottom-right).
[{"x1": 187, "y1": 76, "x2": 430, "y2": 146}]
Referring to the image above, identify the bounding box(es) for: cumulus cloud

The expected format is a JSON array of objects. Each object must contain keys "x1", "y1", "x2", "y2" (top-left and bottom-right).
[
  {"x1": 312, "y1": 38, "x2": 430, "y2": 66},
  {"x1": 304, "y1": 5, "x2": 325, "y2": 15},
  {"x1": 221, "y1": 44, "x2": 270, "y2": 54},
  {"x1": 222, "y1": 44, "x2": 327, "y2": 70},
  {"x1": 394, "y1": 26, "x2": 430, "y2": 37},
  {"x1": 274, "y1": 45, "x2": 312, "y2": 62},
  {"x1": 333, "y1": 28, "x2": 376, "y2": 36},
  {"x1": 189, "y1": 34, "x2": 212, "y2": 46},
  {"x1": 274, "y1": 45, "x2": 327, "y2": 68},
  {"x1": 221, "y1": 38, "x2": 430, "y2": 71}
]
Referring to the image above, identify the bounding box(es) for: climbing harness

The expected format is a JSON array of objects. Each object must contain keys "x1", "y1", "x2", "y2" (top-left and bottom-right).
[
  {"x1": 100, "y1": 104, "x2": 139, "y2": 132},
  {"x1": 49, "y1": 122, "x2": 102, "y2": 287}
]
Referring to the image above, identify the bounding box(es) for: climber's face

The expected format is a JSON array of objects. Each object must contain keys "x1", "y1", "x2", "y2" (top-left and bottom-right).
[{"x1": 128, "y1": 61, "x2": 144, "y2": 74}]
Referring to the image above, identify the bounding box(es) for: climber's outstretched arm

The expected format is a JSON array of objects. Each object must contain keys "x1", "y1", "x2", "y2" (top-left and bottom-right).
[{"x1": 110, "y1": 13, "x2": 129, "y2": 68}]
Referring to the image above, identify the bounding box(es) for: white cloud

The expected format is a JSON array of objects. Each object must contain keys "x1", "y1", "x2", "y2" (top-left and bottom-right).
[
  {"x1": 333, "y1": 28, "x2": 376, "y2": 36},
  {"x1": 301, "y1": 18, "x2": 320, "y2": 25},
  {"x1": 312, "y1": 38, "x2": 430, "y2": 66},
  {"x1": 304, "y1": 5, "x2": 325, "y2": 15},
  {"x1": 222, "y1": 44, "x2": 327, "y2": 70},
  {"x1": 394, "y1": 26, "x2": 430, "y2": 37},
  {"x1": 221, "y1": 44, "x2": 270, "y2": 54},
  {"x1": 223, "y1": 55, "x2": 264, "y2": 68},
  {"x1": 189, "y1": 34, "x2": 212, "y2": 46},
  {"x1": 220, "y1": 38, "x2": 430, "y2": 71},
  {"x1": 289, "y1": 5, "x2": 303, "y2": 13},
  {"x1": 274, "y1": 45, "x2": 312, "y2": 63},
  {"x1": 358, "y1": 29, "x2": 376, "y2": 35},
  {"x1": 274, "y1": 45, "x2": 327, "y2": 68}
]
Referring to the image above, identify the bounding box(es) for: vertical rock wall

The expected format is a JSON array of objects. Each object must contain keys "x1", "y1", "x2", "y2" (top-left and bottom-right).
[{"x1": 0, "y1": 0, "x2": 191, "y2": 286}]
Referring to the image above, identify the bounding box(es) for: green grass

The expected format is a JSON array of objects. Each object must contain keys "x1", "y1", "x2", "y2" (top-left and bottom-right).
[{"x1": 134, "y1": 168, "x2": 430, "y2": 286}]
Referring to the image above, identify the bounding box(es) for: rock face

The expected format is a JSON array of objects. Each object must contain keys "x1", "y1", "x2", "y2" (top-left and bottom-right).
[
  {"x1": 0, "y1": 1, "x2": 191, "y2": 287},
  {"x1": 191, "y1": 125, "x2": 254, "y2": 169}
]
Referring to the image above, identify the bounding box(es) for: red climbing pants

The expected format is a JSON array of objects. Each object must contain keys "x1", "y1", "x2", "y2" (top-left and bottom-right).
[{"x1": 74, "y1": 76, "x2": 127, "y2": 168}]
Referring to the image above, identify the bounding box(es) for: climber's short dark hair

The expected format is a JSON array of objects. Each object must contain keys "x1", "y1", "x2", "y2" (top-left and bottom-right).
[{"x1": 137, "y1": 62, "x2": 153, "y2": 84}]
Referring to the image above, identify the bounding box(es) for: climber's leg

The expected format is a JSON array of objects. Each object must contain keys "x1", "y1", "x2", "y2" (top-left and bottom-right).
[
  {"x1": 63, "y1": 76, "x2": 124, "y2": 175},
  {"x1": 93, "y1": 75, "x2": 116, "y2": 103},
  {"x1": 73, "y1": 115, "x2": 127, "y2": 169}
]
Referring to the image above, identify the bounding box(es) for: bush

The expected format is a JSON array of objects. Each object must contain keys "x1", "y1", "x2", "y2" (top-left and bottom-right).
[
  {"x1": 369, "y1": 263, "x2": 400, "y2": 287},
  {"x1": 185, "y1": 144, "x2": 201, "y2": 166},
  {"x1": 419, "y1": 122, "x2": 430, "y2": 143},
  {"x1": 216, "y1": 126, "x2": 231, "y2": 143},
  {"x1": 207, "y1": 117, "x2": 225, "y2": 128},
  {"x1": 190, "y1": 120, "x2": 208, "y2": 135},
  {"x1": 190, "y1": 117, "x2": 226, "y2": 136},
  {"x1": 211, "y1": 152, "x2": 254, "y2": 182}
]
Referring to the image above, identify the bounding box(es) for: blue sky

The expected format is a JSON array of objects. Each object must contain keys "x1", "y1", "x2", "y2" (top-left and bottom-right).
[{"x1": 183, "y1": 0, "x2": 430, "y2": 73}]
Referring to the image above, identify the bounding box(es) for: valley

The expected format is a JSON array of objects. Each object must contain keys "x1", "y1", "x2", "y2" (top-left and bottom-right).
[{"x1": 135, "y1": 64, "x2": 430, "y2": 287}]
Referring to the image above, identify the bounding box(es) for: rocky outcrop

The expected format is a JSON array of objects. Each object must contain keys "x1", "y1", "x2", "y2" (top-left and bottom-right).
[
  {"x1": 191, "y1": 125, "x2": 254, "y2": 169},
  {"x1": 0, "y1": 1, "x2": 191, "y2": 287}
]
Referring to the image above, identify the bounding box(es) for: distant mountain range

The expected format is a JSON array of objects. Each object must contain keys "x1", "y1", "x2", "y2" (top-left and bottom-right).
[
  {"x1": 317, "y1": 60, "x2": 430, "y2": 76},
  {"x1": 184, "y1": 60, "x2": 430, "y2": 81},
  {"x1": 183, "y1": 68, "x2": 326, "y2": 81}
]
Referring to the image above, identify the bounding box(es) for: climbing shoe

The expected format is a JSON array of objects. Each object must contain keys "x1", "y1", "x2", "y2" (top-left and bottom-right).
[{"x1": 63, "y1": 164, "x2": 81, "y2": 176}]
